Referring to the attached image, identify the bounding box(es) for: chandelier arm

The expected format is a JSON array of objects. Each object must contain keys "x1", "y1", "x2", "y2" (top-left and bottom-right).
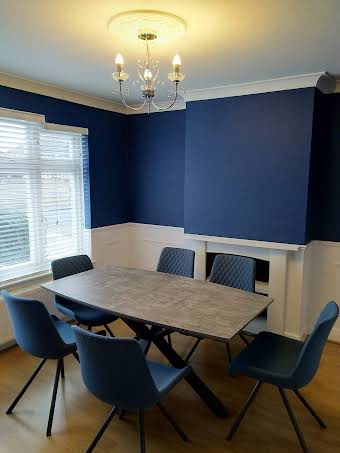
[
  {"x1": 119, "y1": 82, "x2": 147, "y2": 111},
  {"x1": 152, "y1": 67, "x2": 160, "y2": 84},
  {"x1": 137, "y1": 68, "x2": 144, "y2": 83},
  {"x1": 151, "y1": 82, "x2": 179, "y2": 111}
]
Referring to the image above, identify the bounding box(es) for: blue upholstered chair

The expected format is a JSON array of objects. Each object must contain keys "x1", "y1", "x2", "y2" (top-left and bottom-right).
[
  {"x1": 73, "y1": 326, "x2": 190, "y2": 453},
  {"x1": 155, "y1": 247, "x2": 195, "y2": 349},
  {"x1": 185, "y1": 254, "x2": 257, "y2": 361},
  {"x1": 51, "y1": 255, "x2": 118, "y2": 337},
  {"x1": 227, "y1": 301, "x2": 339, "y2": 453},
  {"x1": 157, "y1": 247, "x2": 195, "y2": 278},
  {"x1": 2, "y1": 290, "x2": 79, "y2": 436}
]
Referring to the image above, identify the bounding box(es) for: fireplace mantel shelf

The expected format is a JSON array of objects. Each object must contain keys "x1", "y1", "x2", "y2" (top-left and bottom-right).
[{"x1": 184, "y1": 233, "x2": 306, "y2": 252}]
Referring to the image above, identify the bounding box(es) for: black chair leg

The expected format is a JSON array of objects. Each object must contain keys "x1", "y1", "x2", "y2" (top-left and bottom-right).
[
  {"x1": 157, "y1": 402, "x2": 188, "y2": 442},
  {"x1": 85, "y1": 406, "x2": 117, "y2": 453},
  {"x1": 6, "y1": 358, "x2": 47, "y2": 414},
  {"x1": 294, "y1": 390, "x2": 326, "y2": 429},
  {"x1": 167, "y1": 333, "x2": 172, "y2": 347},
  {"x1": 227, "y1": 380, "x2": 262, "y2": 441},
  {"x1": 185, "y1": 338, "x2": 201, "y2": 362},
  {"x1": 72, "y1": 351, "x2": 80, "y2": 363},
  {"x1": 104, "y1": 324, "x2": 115, "y2": 337},
  {"x1": 60, "y1": 358, "x2": 65, "y2": 379},
  {"x1": 226, "y1": 342, "x2": 232, "y2": 362},
  {"x1": 279, "y1": 388, "x2": 308, "y2": 453},
  {"x1": 46, "y1": 358, "x2": 62, "y2": 436},
  {"x1": 138, "y1": 409, "x2": 146, "y2": 453}
]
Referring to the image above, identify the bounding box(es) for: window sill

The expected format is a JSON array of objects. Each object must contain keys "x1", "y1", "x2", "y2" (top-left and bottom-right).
[
  {"x1": 0, "y1": 271, "x2": 52, "y2": 292},
  {"x1": 0, "y1": 259, "x2": 96, "y2": 292}
]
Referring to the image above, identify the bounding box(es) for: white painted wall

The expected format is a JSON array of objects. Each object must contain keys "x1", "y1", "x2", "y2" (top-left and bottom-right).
[{"x1": 304, "y1": 241, "x2": 340, "y2": 342}]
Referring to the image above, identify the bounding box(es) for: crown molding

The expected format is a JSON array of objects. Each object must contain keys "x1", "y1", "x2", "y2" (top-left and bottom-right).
[
  {"x1": 0, "y1": 71, "x2": 337, "y2": 117},
  {"x1": 0, "y1": 71, "x2": 125, "y2": 114},
  {"x1": 185, "y1": 72, "x2": 336, "y2": 102}
]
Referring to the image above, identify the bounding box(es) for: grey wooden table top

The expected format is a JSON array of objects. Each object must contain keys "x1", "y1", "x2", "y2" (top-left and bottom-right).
[{"x1": 43, "y1": 265, "x2": 273, "y2": 342}]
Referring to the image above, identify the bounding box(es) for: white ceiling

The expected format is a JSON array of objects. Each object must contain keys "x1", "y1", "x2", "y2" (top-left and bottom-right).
[{"x1": 0, "y1": 0, "x2": 340, "y2": 104}]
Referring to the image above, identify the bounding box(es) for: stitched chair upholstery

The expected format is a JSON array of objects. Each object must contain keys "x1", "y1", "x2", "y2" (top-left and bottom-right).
[
  {"x1": 227, "y1": 301, "x2": 339, "y2": 452},
  {"x1": 51, "y1": 255, "x2": 117, "y2": 336},
  {"x1": 154, "y1": 247, "x2": 195, "y2": 351},
  {"x1": 157, "y1": 247, "x2": 195, "y2": 278},
  {"x1": 51, "y1": 254, "x2": 94, "y2": 279},
  {"x1": 2, "y1": 290, "x2": 79, "y2": 436},
  {"x1": 210, "y1": 253, "x2": 263, "y2": 336},
  {"x1": 73, "y1": 327, "x2": 190, "y2": 452},
  {"x1": 185, "y1": 254, "x2": 257, "y2": 362},
  {"x1": 209, "y1": 254, "x2": 256, "y2": 292}
]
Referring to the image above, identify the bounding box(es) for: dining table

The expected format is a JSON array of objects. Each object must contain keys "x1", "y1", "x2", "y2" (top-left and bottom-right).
[{"x1": 43, "y1": 265, "x2": 273, "y2": 418}]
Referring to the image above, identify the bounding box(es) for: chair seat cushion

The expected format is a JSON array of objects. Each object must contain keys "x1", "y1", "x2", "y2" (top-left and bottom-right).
[
  {"x1": 242, "y1": 313, "x2": 267, "y2": 335},
  {"x1": 148, "y1": 361, "x2": 191, "y2": 398},
  {"x1": 51, "y1": 316, "x2": 77, "y2": 354},
  {"x1": 56, "y1": 296, "x2": 117, "y2": 326},
  {"x1": 229, "y1": 331, "x2": 304, "y2": 389}
]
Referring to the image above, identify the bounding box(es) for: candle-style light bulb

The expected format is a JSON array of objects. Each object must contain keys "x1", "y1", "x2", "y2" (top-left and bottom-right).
[
  {"x1": 115, "y1": 53, "x2": 124, "y2": 73},
  {"x1": 144, "y1": 68, "x2": 153, "y2": 81},
  {"x1": 172, "y1": 54, "x2": 181, "y2": 73}
]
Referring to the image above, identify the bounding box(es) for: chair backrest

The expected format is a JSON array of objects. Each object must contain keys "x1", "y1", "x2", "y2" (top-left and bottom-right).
[
  {"x1": 209, "y1": 254, "x2": 256, "y2": 292},
  {"x1": 51, "y1": 254, "x2": 93, "y2": 280},
  {"x1": 51, "y1": 255, "x2": 93, "y2": 308},
  {"x1": 73, "y1": 326, "x2": 160, "y2": 410},
  {"x1": 291, "y1": 301, "x2": 339, "y2": 388},
  {"x1": 156, "y1": 247, "x2": 195, "y2": 278},
  {"x1": 1, "y1": 290, "x2": 68, "y2": 359}
]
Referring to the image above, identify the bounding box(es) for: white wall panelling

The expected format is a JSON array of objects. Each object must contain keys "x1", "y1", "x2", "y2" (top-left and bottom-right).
[
  {"x1": 1, "y1": 223, "x2": 339, "y2": 348},
  {"x1": 128, "y1": 223, "x2": 184, "y2": 270},
  {"x1": 90, "y1": 223, "x2": 130, "y2": 267},
  {"x1": 304, "y1": 241, "x2": 340, "y2": 342}
]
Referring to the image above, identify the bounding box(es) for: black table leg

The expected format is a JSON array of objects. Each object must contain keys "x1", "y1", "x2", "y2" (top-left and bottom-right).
[{"x1": 125, "y1": 319, "x2": 228, "y2": 418}]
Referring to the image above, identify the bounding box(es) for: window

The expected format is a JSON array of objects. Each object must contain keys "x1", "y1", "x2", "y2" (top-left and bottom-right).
[{"x1": 0, "y1": 113, "x2": 87, "y2": 284}]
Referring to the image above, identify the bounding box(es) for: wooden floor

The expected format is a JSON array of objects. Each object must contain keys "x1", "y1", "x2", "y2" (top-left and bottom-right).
[{"x1": 0, "y1": 320, "x2": 339, "y2": 453}]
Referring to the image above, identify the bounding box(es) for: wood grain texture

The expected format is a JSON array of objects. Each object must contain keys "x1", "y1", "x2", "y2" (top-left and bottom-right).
[
  {"x1": 43, "y1": 266, "x2": 272, "y2": 341},
  {"x1": 0, "y1": 321, "x2": 339, "y2": 453}
]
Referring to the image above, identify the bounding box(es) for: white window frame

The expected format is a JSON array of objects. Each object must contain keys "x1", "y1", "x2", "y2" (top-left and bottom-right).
[{"x1": 0, "y1": 108, "x2": 89, "y2": 287}]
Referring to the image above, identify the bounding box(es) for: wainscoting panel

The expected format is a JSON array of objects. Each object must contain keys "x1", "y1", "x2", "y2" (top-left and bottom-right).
[
  {"x1": 304, "y1": 241, "x2": 340, "y2": 342},
  {"x1": 1, "y1": 224, "x2": 339, "y2": 349},
  {"x1": 128, "y1": 223, "x2": 185, "y2": 270},
  {"x1": 90, "y1": 223, "x2": 130, "y2": 267}
]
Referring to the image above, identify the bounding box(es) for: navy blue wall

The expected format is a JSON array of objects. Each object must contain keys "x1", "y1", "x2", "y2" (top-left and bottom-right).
[
  {"x1": 308, "y1": 92, "x2": 340, "y2": 241},
  {"x1": 3, "y1": 83, "x2": 338, "y2": 245},
  {"x1": 0, "y1": 85, "x2": 128, "y2": 229},
  {"x1": 127, "y1": 110, "x2": 185, "y2": 227},
  {"x1": 184, "y1": 89, "x2": 316, "y2": 244}
]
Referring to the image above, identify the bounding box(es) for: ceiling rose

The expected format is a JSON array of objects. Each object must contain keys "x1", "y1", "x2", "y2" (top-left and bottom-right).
[
  {"x1": 108, "y1": 10, "x2": 187, "y2": 44},
  {"x1": 109, "y1": 10, "x2": 187, "y2": 113}
]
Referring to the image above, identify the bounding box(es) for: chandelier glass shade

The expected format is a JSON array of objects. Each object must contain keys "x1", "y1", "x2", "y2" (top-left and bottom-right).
[{"x1": 109, "y1": 10, "x2": 186, "y2": 113}]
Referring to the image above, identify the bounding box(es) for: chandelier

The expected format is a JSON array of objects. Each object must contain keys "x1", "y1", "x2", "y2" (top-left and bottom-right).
[{"x1": 108, "y1": 10, "x2": 186, "y2": 113}]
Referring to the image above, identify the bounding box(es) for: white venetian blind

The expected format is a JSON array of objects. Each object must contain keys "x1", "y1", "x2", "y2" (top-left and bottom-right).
[{"x1": 0, "y1": 113, "x2": 87, "y2": 284}]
